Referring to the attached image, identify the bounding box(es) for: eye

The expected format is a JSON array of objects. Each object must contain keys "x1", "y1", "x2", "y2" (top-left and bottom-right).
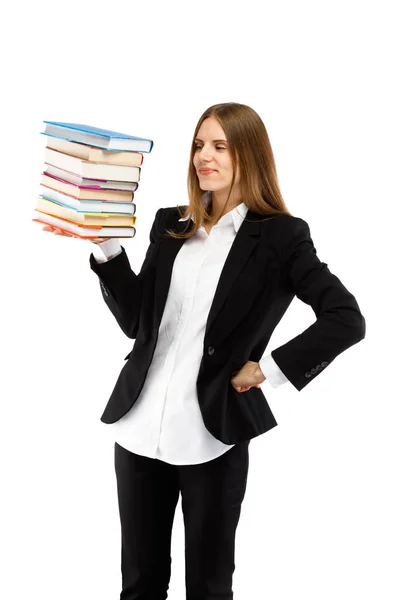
[{"x1": 194, "y1": 145, "x2": 226, "y2": 151}]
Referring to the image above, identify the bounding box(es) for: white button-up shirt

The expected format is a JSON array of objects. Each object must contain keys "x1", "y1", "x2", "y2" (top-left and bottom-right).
[{"x1": 91, "y1": 193, "x2": 288, "y2": 464}]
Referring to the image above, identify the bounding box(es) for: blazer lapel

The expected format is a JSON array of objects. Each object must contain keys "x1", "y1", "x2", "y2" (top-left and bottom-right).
[{"x1": 154, "y1": 207, "x2": 261, "y2": 338}]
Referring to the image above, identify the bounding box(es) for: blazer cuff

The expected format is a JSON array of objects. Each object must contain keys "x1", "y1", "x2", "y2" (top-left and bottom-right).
[{"x1": 259, "y1": 354, "x2": 289, "y2": 389}]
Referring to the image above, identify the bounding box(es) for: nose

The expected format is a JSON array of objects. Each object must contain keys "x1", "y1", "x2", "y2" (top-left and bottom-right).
[{"x1": 198, "y1": 145, "x2": 214, "y2": 161}]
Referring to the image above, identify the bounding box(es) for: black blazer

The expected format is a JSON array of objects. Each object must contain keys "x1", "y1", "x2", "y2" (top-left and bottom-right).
[{"x1": 89, "y1": 206, "x2": 366, "y2": 444}]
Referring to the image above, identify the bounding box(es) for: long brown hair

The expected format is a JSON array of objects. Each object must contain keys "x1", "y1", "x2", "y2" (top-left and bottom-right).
[{"x1": 165, "y1": 102, "x2": 292, "y2": 239}]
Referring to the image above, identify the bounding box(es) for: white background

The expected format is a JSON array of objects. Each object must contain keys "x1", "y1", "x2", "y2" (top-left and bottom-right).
[{"x1": 1, "y1": 0, "x2": 399, "y2": 598}]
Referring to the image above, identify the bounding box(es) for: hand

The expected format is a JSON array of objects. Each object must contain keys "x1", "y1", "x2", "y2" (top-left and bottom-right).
[
  {"x1": 42, "y1": 225, "x2": 111, "y2": 243},
  {"x1": 89, "y1": 237, "x2": 112, "y2": 244},
  {"x1": 230, "y1": 361, "x2": 266, "y2": 393},
  {"x1": 42, "y1": 225, "x2": 80, "y2": 238}
]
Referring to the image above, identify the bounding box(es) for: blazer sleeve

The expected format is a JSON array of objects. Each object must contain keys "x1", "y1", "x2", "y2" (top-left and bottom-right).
[
  {"x1": 270, "y1": 217, "x2": 366, "y2": 391},
  {"x1": 89, "y1": 207, "x2": 164, "y2": 339}
]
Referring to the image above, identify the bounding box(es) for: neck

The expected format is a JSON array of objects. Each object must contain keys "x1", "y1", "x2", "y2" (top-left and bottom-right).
[{"x1": 207, "y1": 189, "x2": 242, "y2": 219}]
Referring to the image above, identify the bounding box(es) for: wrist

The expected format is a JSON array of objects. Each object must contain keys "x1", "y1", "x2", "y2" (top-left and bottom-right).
[{"x1": 256, "y1": 363, "x2": 266, "y2": 383}]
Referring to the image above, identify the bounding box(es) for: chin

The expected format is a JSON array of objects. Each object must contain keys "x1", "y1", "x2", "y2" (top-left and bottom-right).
[{"x1": 200, "y1": 183, "x2": 219, "y2": 190}]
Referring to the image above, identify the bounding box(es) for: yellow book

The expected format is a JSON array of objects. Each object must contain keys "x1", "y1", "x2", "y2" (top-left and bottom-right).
[{"x1": 35, "y1": 197, "x2": 136, "y2": 227}]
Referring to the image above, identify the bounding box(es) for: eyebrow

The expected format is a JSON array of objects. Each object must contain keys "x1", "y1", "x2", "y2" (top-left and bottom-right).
[{"x1": 194, "y1": 138, "x2": 228, "y2": 143}]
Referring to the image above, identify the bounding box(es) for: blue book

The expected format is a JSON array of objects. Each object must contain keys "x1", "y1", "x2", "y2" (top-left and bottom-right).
[{"x1": 41, "y1": 121, "x2": 154, "y2": 153}]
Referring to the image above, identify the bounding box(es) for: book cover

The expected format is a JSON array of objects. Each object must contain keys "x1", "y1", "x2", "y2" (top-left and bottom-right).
[{"x1": 42, "y1": 121, "x2": 154, "y2": 152}]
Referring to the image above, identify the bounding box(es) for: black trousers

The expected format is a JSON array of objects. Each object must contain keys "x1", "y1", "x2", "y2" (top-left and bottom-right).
[{"x1": 114, "y1": 440, "x2": 250, "y2": 600}]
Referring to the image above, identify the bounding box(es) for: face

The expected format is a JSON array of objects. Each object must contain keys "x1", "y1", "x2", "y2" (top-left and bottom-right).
[{"x1": 193, "y1": 117, "x2": 241, "y2": 199}]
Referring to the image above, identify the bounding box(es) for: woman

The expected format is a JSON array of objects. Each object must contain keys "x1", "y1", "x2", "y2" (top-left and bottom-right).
[{"x1": 43, "y1": 102, "x2": 366, "y2": 600}]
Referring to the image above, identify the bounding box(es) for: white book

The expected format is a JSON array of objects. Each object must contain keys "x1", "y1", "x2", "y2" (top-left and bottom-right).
[
  {"x1": 43, "y1": 164, "x2": 139, "y2": 191},
  {"x1": 44, "y1": 148, "x2": 141, "y2": 182},
  {"x1": 32, "y1": 209, "x2": 136, "y2": 239}
]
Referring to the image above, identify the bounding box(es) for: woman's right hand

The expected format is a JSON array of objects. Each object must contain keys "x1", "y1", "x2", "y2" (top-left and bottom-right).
[{"x1": 42, "y1": 225, "x2": 111, "y2": 243}]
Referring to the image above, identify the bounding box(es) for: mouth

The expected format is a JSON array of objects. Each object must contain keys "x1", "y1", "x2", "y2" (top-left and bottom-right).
[{"x1": 199, "y1": 169, "x2": 215, "y2": 175}]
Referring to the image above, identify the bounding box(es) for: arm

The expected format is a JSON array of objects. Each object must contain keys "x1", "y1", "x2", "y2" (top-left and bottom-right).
[
  {"x1": 270, "y1": 217, "x2": 366, "y2": 391},
  {"x1": 89, "y1": 207, "x2": 164, "y2": 339}
]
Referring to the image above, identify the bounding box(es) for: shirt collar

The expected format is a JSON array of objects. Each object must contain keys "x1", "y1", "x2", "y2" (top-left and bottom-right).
[{"x1": 178, "y1": 191, "x2": 248, "y2": 233}]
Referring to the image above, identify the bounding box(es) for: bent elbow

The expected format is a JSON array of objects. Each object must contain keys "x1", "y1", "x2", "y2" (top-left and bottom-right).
[
  {"x1": 342, "y1": 307, "x2": 366, "y2": 345},
  {"x1": 325, "y1": 304, "x2": 366, "y2": 347},
  {"x1": 356, "y1": 312, "x2": 366, "y2": 342}
]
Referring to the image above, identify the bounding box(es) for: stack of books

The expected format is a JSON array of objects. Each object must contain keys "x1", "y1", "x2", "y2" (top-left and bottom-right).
[{"x1": 32, "y1": 121, "x2": 154, "y2": 239}]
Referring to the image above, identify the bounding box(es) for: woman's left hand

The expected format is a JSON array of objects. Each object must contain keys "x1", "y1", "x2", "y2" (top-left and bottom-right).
[{"x1": 230, "y1": 360, "x2": 266, "y2": 392}]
